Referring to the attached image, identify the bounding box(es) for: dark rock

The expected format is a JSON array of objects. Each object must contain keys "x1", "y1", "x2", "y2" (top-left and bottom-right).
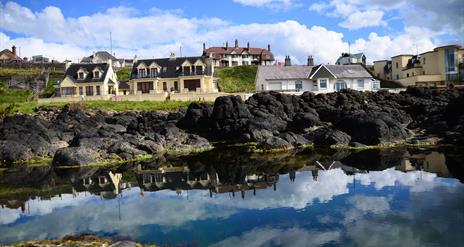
[
  {"x1": 52, "y1": 147, "x2": 98, "y2": 166},
  {"x1": 258, "y1": 136, "x2": 292, "y2": 150},
  {"x1": 177, "y1": 102, "x2": 213, "y2": 133},
  {"x1": 305, "y1": 127, "x2": 351, "y2": 147}
]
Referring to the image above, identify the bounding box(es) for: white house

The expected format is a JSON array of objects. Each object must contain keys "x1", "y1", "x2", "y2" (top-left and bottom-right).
[{"x1": 255, "y1": 63, "x2": 380, "y2": 93}]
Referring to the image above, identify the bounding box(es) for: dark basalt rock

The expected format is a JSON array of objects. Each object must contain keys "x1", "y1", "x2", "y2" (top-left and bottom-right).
[
  {"x1": 305, "y1": 127, "x2": 351, "y2": 147},
  {"x1": 52, "y1": 147, "x2": 98, "y2": 166}
]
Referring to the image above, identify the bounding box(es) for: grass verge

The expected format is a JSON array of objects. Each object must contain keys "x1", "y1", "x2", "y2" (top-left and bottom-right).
[{"x1": 215, "y1": 65, "x2": 257, "y2": 93}]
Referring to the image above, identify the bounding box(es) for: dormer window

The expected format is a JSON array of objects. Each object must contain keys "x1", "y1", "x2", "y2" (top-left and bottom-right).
[
  {"x1": 94, "y1": 71, "x2": 100, "y2": 79},
  {"x1": 138, "y1": 68, "x2": 146, "y2": 78},
  {"x1": 78, "y1": 72, "x2": 85, "y2": 79}
]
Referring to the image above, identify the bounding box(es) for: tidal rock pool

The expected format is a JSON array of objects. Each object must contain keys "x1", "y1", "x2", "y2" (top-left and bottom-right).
[{"x1": 0, "y1": 147, "x2": 463, "y2": 246}]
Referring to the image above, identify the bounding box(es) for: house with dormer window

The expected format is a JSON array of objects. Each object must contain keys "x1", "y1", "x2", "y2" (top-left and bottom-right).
[
  {"x1": 57, "y1": 61, "x2": 118, "y2": 97},
  {"x1": 255, "y1": 57, "x2": 378, "y2": 93},
  {"x1": 128, "y1": 53, "x2": 217, "y2": 94}
]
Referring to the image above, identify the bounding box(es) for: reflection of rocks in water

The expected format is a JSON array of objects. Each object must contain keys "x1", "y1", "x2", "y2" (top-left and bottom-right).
[
  {"x1": 445, "y1": 150, "x2": 464, "y2": 183},
  {"x1": 340, "y1": 148, "x2": 407, "y2": 171},
  {"x1": 0, "y1": 166, "x2": 55, "y2": 188}
]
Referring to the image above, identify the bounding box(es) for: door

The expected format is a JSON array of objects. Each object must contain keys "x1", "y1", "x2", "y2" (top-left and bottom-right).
[
  {"x1": 184, "y1": 79, "x2": 201, "y2": 92},
  {"x1": 335, "y1": 80, "x2": 347, "y2": 91},
  {"x1": 137, "y1": 82, "x2": 154, "y2": 94}
]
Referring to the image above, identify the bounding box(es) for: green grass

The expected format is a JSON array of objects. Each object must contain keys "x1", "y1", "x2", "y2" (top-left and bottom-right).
[
  {"x1": 116, "y1": 67, "x2": 132, "y2": 81},
  {"x1": 0, "y1": 81, "x2": 34, "y2": 104},
  {"x1": 215, "y1": 65, "x2": 257, "y2": 93},
  {"x1": 4, "y1": 100, "x2": 206, "y2": 114}
]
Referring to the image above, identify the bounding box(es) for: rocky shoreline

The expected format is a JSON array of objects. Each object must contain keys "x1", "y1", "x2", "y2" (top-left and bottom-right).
[{"x1": 1, "y1": 87, "x2": 463, "y2": 167}]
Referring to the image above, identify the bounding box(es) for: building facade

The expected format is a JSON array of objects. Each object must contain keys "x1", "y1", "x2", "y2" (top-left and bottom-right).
[
  {"x1": 128, "y1": 54, "x2": 217, "y2": 95},
  {"x1": 373, "y1": 45, "x2": 464, "y2": 87},
  {"x1": 203, "y1": 40, "x2": 274, "y2": 67},
  {"x1": 57, "y1": 61, "x2": 118, "y2": 97},
  {"x1": 81, "y1": 51, "x2": 128, "y2": 68},
  {"x1": 255, "y1": 62, "x2": 379, "y2": 93}
]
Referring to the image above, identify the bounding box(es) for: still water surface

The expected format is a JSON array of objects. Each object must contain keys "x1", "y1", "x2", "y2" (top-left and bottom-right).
[{"x1": 0, "y1": 147, "x2": 463, "y2": 246}]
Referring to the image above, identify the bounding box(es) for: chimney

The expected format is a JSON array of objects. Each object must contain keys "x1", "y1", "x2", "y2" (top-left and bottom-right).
[
  {"x1": 12, "y1": 45, "x2": 16, "y2": 56},
  {"x1": 284, "y1": 56, "x2": 291, "y2": 66},
  {"x1": 307, "y1": 55, "x2": 314, "y2": 66},
  {"x1": 169, "y1": 52, "x2": 176, "y2": 60},
  {"x1": 267, "y1": 44, "x2": 271, "y2": 51},
  {"x1": 247, "y1": 42, "x2": 250, "y2": 50},
  {"x1": 226, "y1": 41, "x2": 229, "y2": 49},
  {"x1": 65, "y1": 61, "x2": 72, "y2": 71},
  {"x1": 235, "y1": 39, "x2": 239, "y2": 48},
  {"x1": 203, "y1": 43, "x2": 206, "y2": 52}
]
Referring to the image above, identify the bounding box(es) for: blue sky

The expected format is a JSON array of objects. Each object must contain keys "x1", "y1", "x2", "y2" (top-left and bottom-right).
[{"x1": 1, "y1": 0, "x2": 463, "y2": 64}]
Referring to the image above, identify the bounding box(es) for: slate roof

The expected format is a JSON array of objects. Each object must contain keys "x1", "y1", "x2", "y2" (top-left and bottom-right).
[
  {"x1": 324, "y1": 65, "x2": 372, "y2": 78},
  {"x1": 256, "y1": 64, "x2": 372, "y2": 84},
  {"x1": 119, "y1": 81, "x2": 130, "y2": 89},
  {"x1": 63, "y1": 63, "x2": 110, "y2": 83},
  {"x1": 130, "y1": 56, "x2": 211, "y2": 79},
  {"x1": 204, "y1": 46, "x2": 274, "y2": 61},
  {"x1": 81, "y1": 51, "x2": 118, "y2": 63}
]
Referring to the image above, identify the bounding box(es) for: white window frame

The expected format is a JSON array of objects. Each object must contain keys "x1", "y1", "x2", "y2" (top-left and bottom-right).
[{"x1": 318, "y1": 78, "x2": 328, "y2": 90}]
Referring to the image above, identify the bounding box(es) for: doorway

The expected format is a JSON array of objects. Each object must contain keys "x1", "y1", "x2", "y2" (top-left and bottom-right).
[
  {"x1": 137, "y1": 81, "x2": 154, "y2": 94},
  {"x1": 183, "y1": 79, "x2": 201, "y2": 92}
]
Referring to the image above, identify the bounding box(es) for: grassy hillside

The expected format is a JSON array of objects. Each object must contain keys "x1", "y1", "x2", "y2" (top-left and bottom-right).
[{"x1": 215, "y1": 65, "x2": 257, "y2": 93}]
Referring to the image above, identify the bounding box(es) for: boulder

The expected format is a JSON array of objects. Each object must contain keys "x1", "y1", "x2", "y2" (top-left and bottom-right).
[
  {"x1": 52, "y1": 147, "x2": 98, "y2": 166},
  {"x1": 305, "y1": 127, "x2": 351, "y2": 147},
  {"x1": 177, "y1": 102, "x2": 213, "y2": 133}
]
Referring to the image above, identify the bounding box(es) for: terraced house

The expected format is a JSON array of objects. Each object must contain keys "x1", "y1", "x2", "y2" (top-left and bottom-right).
[
  {"x1": 203, "y1": 39, "x2": 274, "y2": 67},
  {"x1": 57, "y1": 61, "x2": 118, "y2": 98},
  {"x1": 373, "y1": 45, "x2": 464, "y2": 87},
  {"x1": 128, "y1": 53, "x2": 217, "y2": 95}
]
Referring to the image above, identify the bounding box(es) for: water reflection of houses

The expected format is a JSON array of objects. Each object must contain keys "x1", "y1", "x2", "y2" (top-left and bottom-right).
[
  {"x1": 71, "y1": 171, "x2": 125, "y2": 199},
  {"x1": 135, "y1": 164, "x2": 279, "y2": 198},
  {"x1": 397, "y1": 151, "x2": 450, "y2": 178},
  {"x1": 299, "y1": 161, "x2": 367, "y2": 181}
]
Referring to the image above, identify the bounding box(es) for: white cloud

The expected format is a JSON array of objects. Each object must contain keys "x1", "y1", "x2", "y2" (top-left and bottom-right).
[
  {"x1": 0, "y1": 1, "x2": 444, "y2": 65},
  {"x1": 210, "y1": 227, "x2": 341, "y2": 247},
  {"x1": 232, "y1": 0, "x2": 296, "y2": 9},
  {"x1": 339, "y1": 10, "x2": 386, "y2": 30}
]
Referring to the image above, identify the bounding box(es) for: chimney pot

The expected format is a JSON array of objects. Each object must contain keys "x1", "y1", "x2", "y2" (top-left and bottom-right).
[
  {"x1": 226, "y1": 41, "x2": 229, "y2": 49},
  {"x1": 203, "y1": 43, "x2": 206, "y2": 52},
  {"x1": 12, "y1": 45, "x2": 16, "y2": 56},
  {"x1": 307, "y1": 55, "x2": 314, "y2": 66},
  {"x1": 284, "y1": 55, "x2": 291, "y2": 66},
  {"x1": 247, "y1": 42, "x2": 250, "y2": 49},
  {"x1": 267, "y1": 44, "x2": 271, "y2": 51},
  {"x1": 235, "y1": 39, "x2": 238, "y2": 48}
]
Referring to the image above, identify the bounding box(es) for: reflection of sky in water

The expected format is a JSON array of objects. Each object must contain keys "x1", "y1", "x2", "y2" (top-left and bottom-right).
[{"x1": 1, "y1": 168, "x2": 463, "y2": 246}]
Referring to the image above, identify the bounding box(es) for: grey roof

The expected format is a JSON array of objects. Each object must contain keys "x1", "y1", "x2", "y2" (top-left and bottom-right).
[
  {"x1": 255, "y1": 65, "x2": 313, "y2": 85},
  {"x1": 81, "y1": 51, "x2": 118, "y2": 63},
  {"x1": 324, "y1": 65, "x2": 372, "y2": 78},
  {"x1": 256, "y1": 64, "x2": 372, "y2": 84},
  {"x1": 63, "y1": 63, "x2": 110, "y2": 83}
]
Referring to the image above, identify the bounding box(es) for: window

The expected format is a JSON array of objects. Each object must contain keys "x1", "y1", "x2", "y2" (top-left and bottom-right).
[
  {"x1": 61, "y1": 87, "x2": 75, "y2": 96},
  {"x1": 85, "y1": 86, "x2": 94, "y2": 96},
  {"x1": 138, "y1": 69, "x2": 146, "y2": 78},
  {"x1": 96, "y1": 86, "x2": 100, "y2": 95},
  {"x1": 396, "y1": 74, "x2": 399, "y2": 80},
  {"x1": 295, "y1": 80, "x2": 303, "y2": 91},
  {"x1": 357, "y1": 79, "x2": 364, "y2": 89},
  {"x1": 94, "y1": 71, "x2": 100, "y2": 78},
  {"x1": 242, "y1": 55, "x2": 248, "y2": 59},
  {"x1": 406, "y1": 73, "x2": 409, "y2": 77},
  {"x1": 150, "y1": 68, "x2": 158, "y2": 77},
  {"x1": 78, "y1": 72, "x2": 84, "y2": 79},
  {"x1": 163, "y1": 82, "x2": 167, "y2": 91},
  {"x1": 372, "y1": 80, "x2": 381, "y2": 89},
  {"x1": 243, "y1": 61, "x2": 249, "y2": 65},
  {"x1": 174, "y1": 81, "x2": 179, "y2": 91},
  {"x1": 395, "y1": 62, "x2": 398, "y2": 68},
  {"x1": 319, "y1": 79, "x2": 327, "y2": 89},
  {"x1": 312, "y1": 80, "x2": 317, "y2": 88},
  {"x1": 163, "y1": 67, "x2": 167, "y2": 72},
  {"x1": 79, "y1": 87, "x2": 83, "y2": 95},
  {"x1": 423, "y1": 57, "x2": 426, "y2": 64}
]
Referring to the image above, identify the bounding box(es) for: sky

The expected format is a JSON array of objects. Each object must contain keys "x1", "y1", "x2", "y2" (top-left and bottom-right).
[{"x1": 0, "y1": 0, "x2": 463, "y2": 64}]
